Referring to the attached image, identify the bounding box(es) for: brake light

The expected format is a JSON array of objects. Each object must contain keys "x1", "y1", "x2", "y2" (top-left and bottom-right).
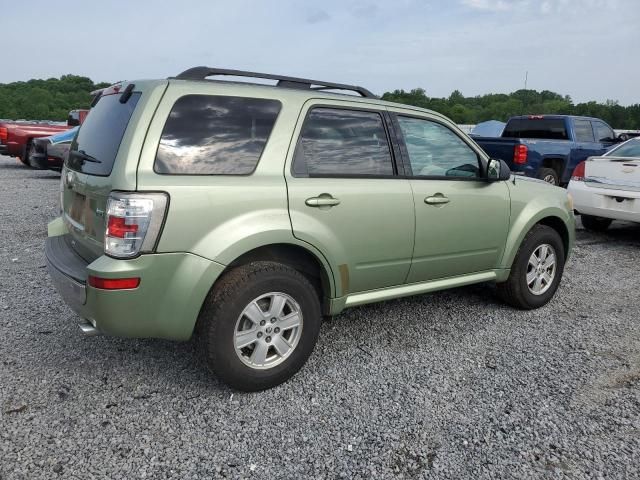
[
  {"x1": 105, "y1": 192, "x2": 168, "y2": 258},
  {"x1": 571, "y1": 161, "x2": 586, "y2": 181},
  {"x1": 513, "y1": 144, "x2": 528, "y2": 164},
  {"x1": 528, "y1": 115, "x2": 544, "y2": 120},
  {"x1": 89, "y1": 276, "x2": 140, "y2": 290},
  {"x1": 0, "y1": 127, "x2": 7, "y2": 143}
]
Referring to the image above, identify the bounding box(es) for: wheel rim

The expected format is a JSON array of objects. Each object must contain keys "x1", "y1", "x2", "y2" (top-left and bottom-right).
[
  {"x1": 543, "y1": 174, "x2": 556, "y2": 185},
  {"x1": 233, "y1": 292, "x2": 303, "y2": 370},
  {"x1": 526, "y1": 244, "x2": 557, "y2": 295}
]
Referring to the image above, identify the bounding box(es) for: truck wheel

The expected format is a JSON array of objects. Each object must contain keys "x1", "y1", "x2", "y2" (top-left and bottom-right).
[
  {"x1": 537, "y1": 167, "x2": 559, "y2": 186},
  {"x1": 497, "y1": 225, "x2": 565, "y2": 310},
  {"x1": 581, "y1": 215, "x2": 612, "y2": 232},
  {"x1": 19, "y1": 140, "x2": 33, "y2": 166},
  {"x1": 198, "y1": 261, "x2": 322, "y2": 391}
]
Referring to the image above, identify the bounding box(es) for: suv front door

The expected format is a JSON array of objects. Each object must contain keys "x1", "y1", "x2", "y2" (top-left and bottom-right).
[
  {"x1": 286, "y1": 102, "x2": 414, "y2": 296},
  {"x1": 390, "y1": 111, "x2": 510, "y2": 282}
]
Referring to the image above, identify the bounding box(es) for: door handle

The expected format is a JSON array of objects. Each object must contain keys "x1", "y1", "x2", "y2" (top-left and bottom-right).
[
  {"x1": 425, "y1": 195, "x2": 450, "y2": 205},
  {"x1": 305, "y1": 195, "x2": 341, "y2": 208}
]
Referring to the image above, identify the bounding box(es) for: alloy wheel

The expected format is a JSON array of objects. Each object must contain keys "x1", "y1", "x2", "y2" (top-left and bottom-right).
[
  {"x1": 233, "y1": 292, "x2": 303, "y2": 370},
  {"x1": 526, "y1": 244, "x2": 557, "y2": 295}
]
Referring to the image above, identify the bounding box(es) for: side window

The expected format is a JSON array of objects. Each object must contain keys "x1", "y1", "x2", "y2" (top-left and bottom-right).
[
  {"x1": 574, "y1": 120, "x2": 595, "y2": 142},
  {"x1": 397, "y1": 116, "x2": 480, "y2": 178},
  {"x1": 155, "y1": 95, "x2": 281, "y2": 175},
  {"x1": 593, "y1": 121, "x2": 615, "y2": 142},
  {"x1": 293, "y1": 108, "x2": 394, "y2": 176}
]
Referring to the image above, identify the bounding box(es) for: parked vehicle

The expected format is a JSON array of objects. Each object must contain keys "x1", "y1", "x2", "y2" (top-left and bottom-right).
[
  {"x1": 474, "y1": 115, "x2": 621, "y2": 186},
  {"x1": 45, "y1": 68, "x2": 575, "y2": 391},
  {"x1": 0, "y1": 121, "x2": 69, "y2": 164},
  {"x1": 0, "y1": 109, "x2": 88, "y2": 165},
  {"x1": 470, "y1": 120, "x2": 505, "y2": 137},
  {"x1": 568, "y1": 137, "x2": 640, "y2": 231},
  {"x1": 30, "y1": 127, "x2": 78, "y2": 170}
]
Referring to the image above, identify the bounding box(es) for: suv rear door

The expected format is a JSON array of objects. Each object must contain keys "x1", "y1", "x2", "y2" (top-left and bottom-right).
[
  {"x1": 389, "y1": 109, "x2": 510, "y2": 282},
  {"x1": 61, "y1": 82, "x2": 167, "y2": 261},
  {"x1": 286, "y1": 100, "x2": 414, "y2": 296}
]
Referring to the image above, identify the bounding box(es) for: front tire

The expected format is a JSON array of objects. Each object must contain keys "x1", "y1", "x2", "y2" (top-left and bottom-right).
[
  {"x1": 581, "y1": 214, "x2": 611, "y2": 232},
  {"x1": 497, "y1": 225, "x2": 565, "y2": 310},
  {"x1": 198, "y1": 261, "x2": 322, "y2": 391}
]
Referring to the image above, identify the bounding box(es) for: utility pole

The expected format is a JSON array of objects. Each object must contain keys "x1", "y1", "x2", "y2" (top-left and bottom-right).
[{"x1": 524, "y1": 71, "x2": 528, "y2": 91}]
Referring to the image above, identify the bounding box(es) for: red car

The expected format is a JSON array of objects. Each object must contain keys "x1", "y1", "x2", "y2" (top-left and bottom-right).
[{"x1": 0, "y1": 109, "x2": 88, "y2": 166}]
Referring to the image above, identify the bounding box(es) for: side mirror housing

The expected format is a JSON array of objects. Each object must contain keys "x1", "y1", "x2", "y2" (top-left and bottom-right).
[{"x1": 487, "y1": 158, "x2": 511, "y2": 181}]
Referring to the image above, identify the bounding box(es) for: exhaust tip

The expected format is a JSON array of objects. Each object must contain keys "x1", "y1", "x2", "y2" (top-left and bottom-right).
[{"x1": 78, "y1": 319, "x2": 100, "y2": 336}]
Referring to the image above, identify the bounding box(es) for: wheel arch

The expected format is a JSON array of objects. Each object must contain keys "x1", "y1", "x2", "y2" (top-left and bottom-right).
[
  {"x1": 500, "y1": 208, "x2": 574, "y2": 272},
  {"x1": 209, "y1": 242, "x2": 336, "y2": 314}
]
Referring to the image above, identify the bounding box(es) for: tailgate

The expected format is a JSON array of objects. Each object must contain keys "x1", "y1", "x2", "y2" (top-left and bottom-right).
[{"x1": 61, "y1": 82, "x2": 164, "y2": 262}]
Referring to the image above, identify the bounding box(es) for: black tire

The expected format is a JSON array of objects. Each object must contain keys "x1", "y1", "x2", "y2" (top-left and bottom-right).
[
  {"x1": 497, "y1": 225, "x2": 565, "y2": 310},
  {"x1": 198, "y1": 261, "x2": 322, "y2": 391},
  {"x1": 581, "y1": 214, "x2": 612, "y2": 232},
  {"x1": 19, "y1": 140, "x2": 32, "y2": 166},
  {"x1": 537, "y1": 167, "x2": 559, "y2": 186}
]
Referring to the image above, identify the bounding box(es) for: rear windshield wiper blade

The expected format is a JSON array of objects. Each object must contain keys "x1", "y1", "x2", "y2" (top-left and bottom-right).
[{"x1": 70, "y1": 150, "x2": 102, "y2": 164}]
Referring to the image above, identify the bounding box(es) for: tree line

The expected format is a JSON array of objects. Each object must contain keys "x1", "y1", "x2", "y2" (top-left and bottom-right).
[
  {"x1": 382, "y1": 88, "x2": 640, "y2": 129},
  {"x1": 0, "y1": 75, "x2": 110, "y2": 121},
  {"x1": 0, "y1": 75, "x2": 638, "y2": 129}
]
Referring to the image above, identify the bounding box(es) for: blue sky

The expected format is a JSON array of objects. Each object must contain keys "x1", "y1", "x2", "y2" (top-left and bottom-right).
[{"x1": 3, "y1": 0, "x2": 638, "y2": 104}]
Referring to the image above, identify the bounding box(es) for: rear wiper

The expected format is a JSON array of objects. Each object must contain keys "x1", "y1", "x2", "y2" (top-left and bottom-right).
[{"x1": 70, "y1": 149, "x2": 101, "y2": 164}]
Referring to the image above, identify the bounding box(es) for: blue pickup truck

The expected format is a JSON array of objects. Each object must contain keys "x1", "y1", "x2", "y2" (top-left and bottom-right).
[{"x1": 472, "y1": 115, "x2": 621, "y2": 185}]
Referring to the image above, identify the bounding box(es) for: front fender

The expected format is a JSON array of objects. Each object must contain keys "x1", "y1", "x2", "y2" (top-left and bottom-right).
[{"x1": 500, "y1": 191, "x2": 575, "y2": 270}]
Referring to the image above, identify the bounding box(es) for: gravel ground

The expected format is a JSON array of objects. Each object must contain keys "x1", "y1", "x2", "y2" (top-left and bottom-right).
[{"x1": 1, "y1": 155, "x2": 639, "y2": 479}]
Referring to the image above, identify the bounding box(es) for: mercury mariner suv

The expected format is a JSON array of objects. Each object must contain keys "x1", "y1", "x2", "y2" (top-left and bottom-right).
[{"x1": 46, "y1": 67, "x2": 575, "y2": 391}]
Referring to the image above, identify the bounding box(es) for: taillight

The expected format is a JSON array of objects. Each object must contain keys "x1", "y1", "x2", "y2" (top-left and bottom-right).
[
  {"x1": 0, "y1": 127, "x2": 7, "y2": 143},
  {"x1": 513, "y1": 144, "x2": 528, "y2": 164},
  {"x1": 105, "y1": 192, "x2": 168, "y2": 258},
  {"x1": 571, "y1": 161, "x2": 586, "y2": 181}
]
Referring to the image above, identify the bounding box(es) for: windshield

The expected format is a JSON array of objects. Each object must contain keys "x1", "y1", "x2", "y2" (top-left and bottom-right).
[
  {"x1": 66, "y1": 92, "x2": 141, "y2": 176},
  {"x1": 605, "y1": 138, "x2": 640, "y2": 158}
]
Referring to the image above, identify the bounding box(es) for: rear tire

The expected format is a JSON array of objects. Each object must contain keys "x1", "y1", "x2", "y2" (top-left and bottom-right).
[
  {"x1": 198, "y1": 261, "x2": 322, "y2": 391},
  {"x1": 497, "y1": 225, "x2": 565, "y2": 310},
  {"x1": 537, "y1": 167, "x2": 559, "y2": 186},
  {"x1": 581, "y1": 215, "x2": 612, "y2": 232}
]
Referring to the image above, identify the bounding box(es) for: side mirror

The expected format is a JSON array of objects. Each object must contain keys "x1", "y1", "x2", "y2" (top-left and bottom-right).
[{"x1": 487, "y1": 158, "x2": 511, "y2": 181}]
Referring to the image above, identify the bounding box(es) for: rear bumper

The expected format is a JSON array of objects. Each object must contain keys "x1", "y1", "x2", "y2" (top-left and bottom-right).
[
  {"x1": 568, "y1": 180, "x2": 640, "y2": 222},
  {"x1": 45, "y1": 230, "x2": 226, "y2": 340}
]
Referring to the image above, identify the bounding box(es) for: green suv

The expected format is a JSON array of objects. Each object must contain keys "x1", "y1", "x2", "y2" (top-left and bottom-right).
[{"x1": 46, "y1": 67, "x2": 575, "y2": 391}]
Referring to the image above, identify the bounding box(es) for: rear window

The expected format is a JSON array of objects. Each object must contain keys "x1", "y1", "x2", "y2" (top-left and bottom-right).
[
  {"x1": 66, "y1": 93, "x2": 141, "y2": 176},
  {"x1": 293, "y1": 107, "x2": 394, "y2": 176},
  {"x1": 606, "y1": 138, "x2": 640, "y2": 157},
  {"x1": 154, "y1": 95, "x2": 281, "y2": 175},
  {"x1": 502, "y1": 118, "x2": 569, "y2": 140}
]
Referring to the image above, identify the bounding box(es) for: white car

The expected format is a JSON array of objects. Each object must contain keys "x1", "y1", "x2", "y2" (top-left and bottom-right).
[{"x1": 568, "y1": 138, "x2": 640, "y2": 232}]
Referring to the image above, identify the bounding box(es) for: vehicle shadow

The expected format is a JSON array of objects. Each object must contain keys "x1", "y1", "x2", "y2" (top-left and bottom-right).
[{"x1": 576, "y1": 219, "x2": 640, "y2": 246}]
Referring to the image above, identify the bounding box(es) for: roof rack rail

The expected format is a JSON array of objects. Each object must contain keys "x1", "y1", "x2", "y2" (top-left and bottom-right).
[{"x1": 171, "y1": 67, "x2": 378, "y2": 99}]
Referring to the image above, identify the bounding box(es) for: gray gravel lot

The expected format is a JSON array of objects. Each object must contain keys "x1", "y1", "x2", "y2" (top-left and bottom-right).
[{"x1": 1, "y1": 155, "x2": 639, "y2": 479}]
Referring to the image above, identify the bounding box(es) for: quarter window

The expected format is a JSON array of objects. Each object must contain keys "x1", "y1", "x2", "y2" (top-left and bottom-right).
[
  {"x1": 574, "y1": 120, "x2": 595, "y2": 143},
  {"x1": 397, "y1": 116, "x2": 480, "y2": 178},
  {"x1": 155, "y1": 95, "x2": 281, "y2": 175},
  {"x1": 293, "y1": 108, "x2": 394, "y2": 176}
]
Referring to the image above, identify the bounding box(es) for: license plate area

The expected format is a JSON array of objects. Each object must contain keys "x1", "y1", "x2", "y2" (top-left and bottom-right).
[{"x1": 68, "y1": 192, "x2": 87, "y2": 228}]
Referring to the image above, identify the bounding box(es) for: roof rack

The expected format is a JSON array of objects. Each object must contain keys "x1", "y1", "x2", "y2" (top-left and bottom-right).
[{"x1": 171, "y1": 67, "x2": 378, "y2": 99}]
